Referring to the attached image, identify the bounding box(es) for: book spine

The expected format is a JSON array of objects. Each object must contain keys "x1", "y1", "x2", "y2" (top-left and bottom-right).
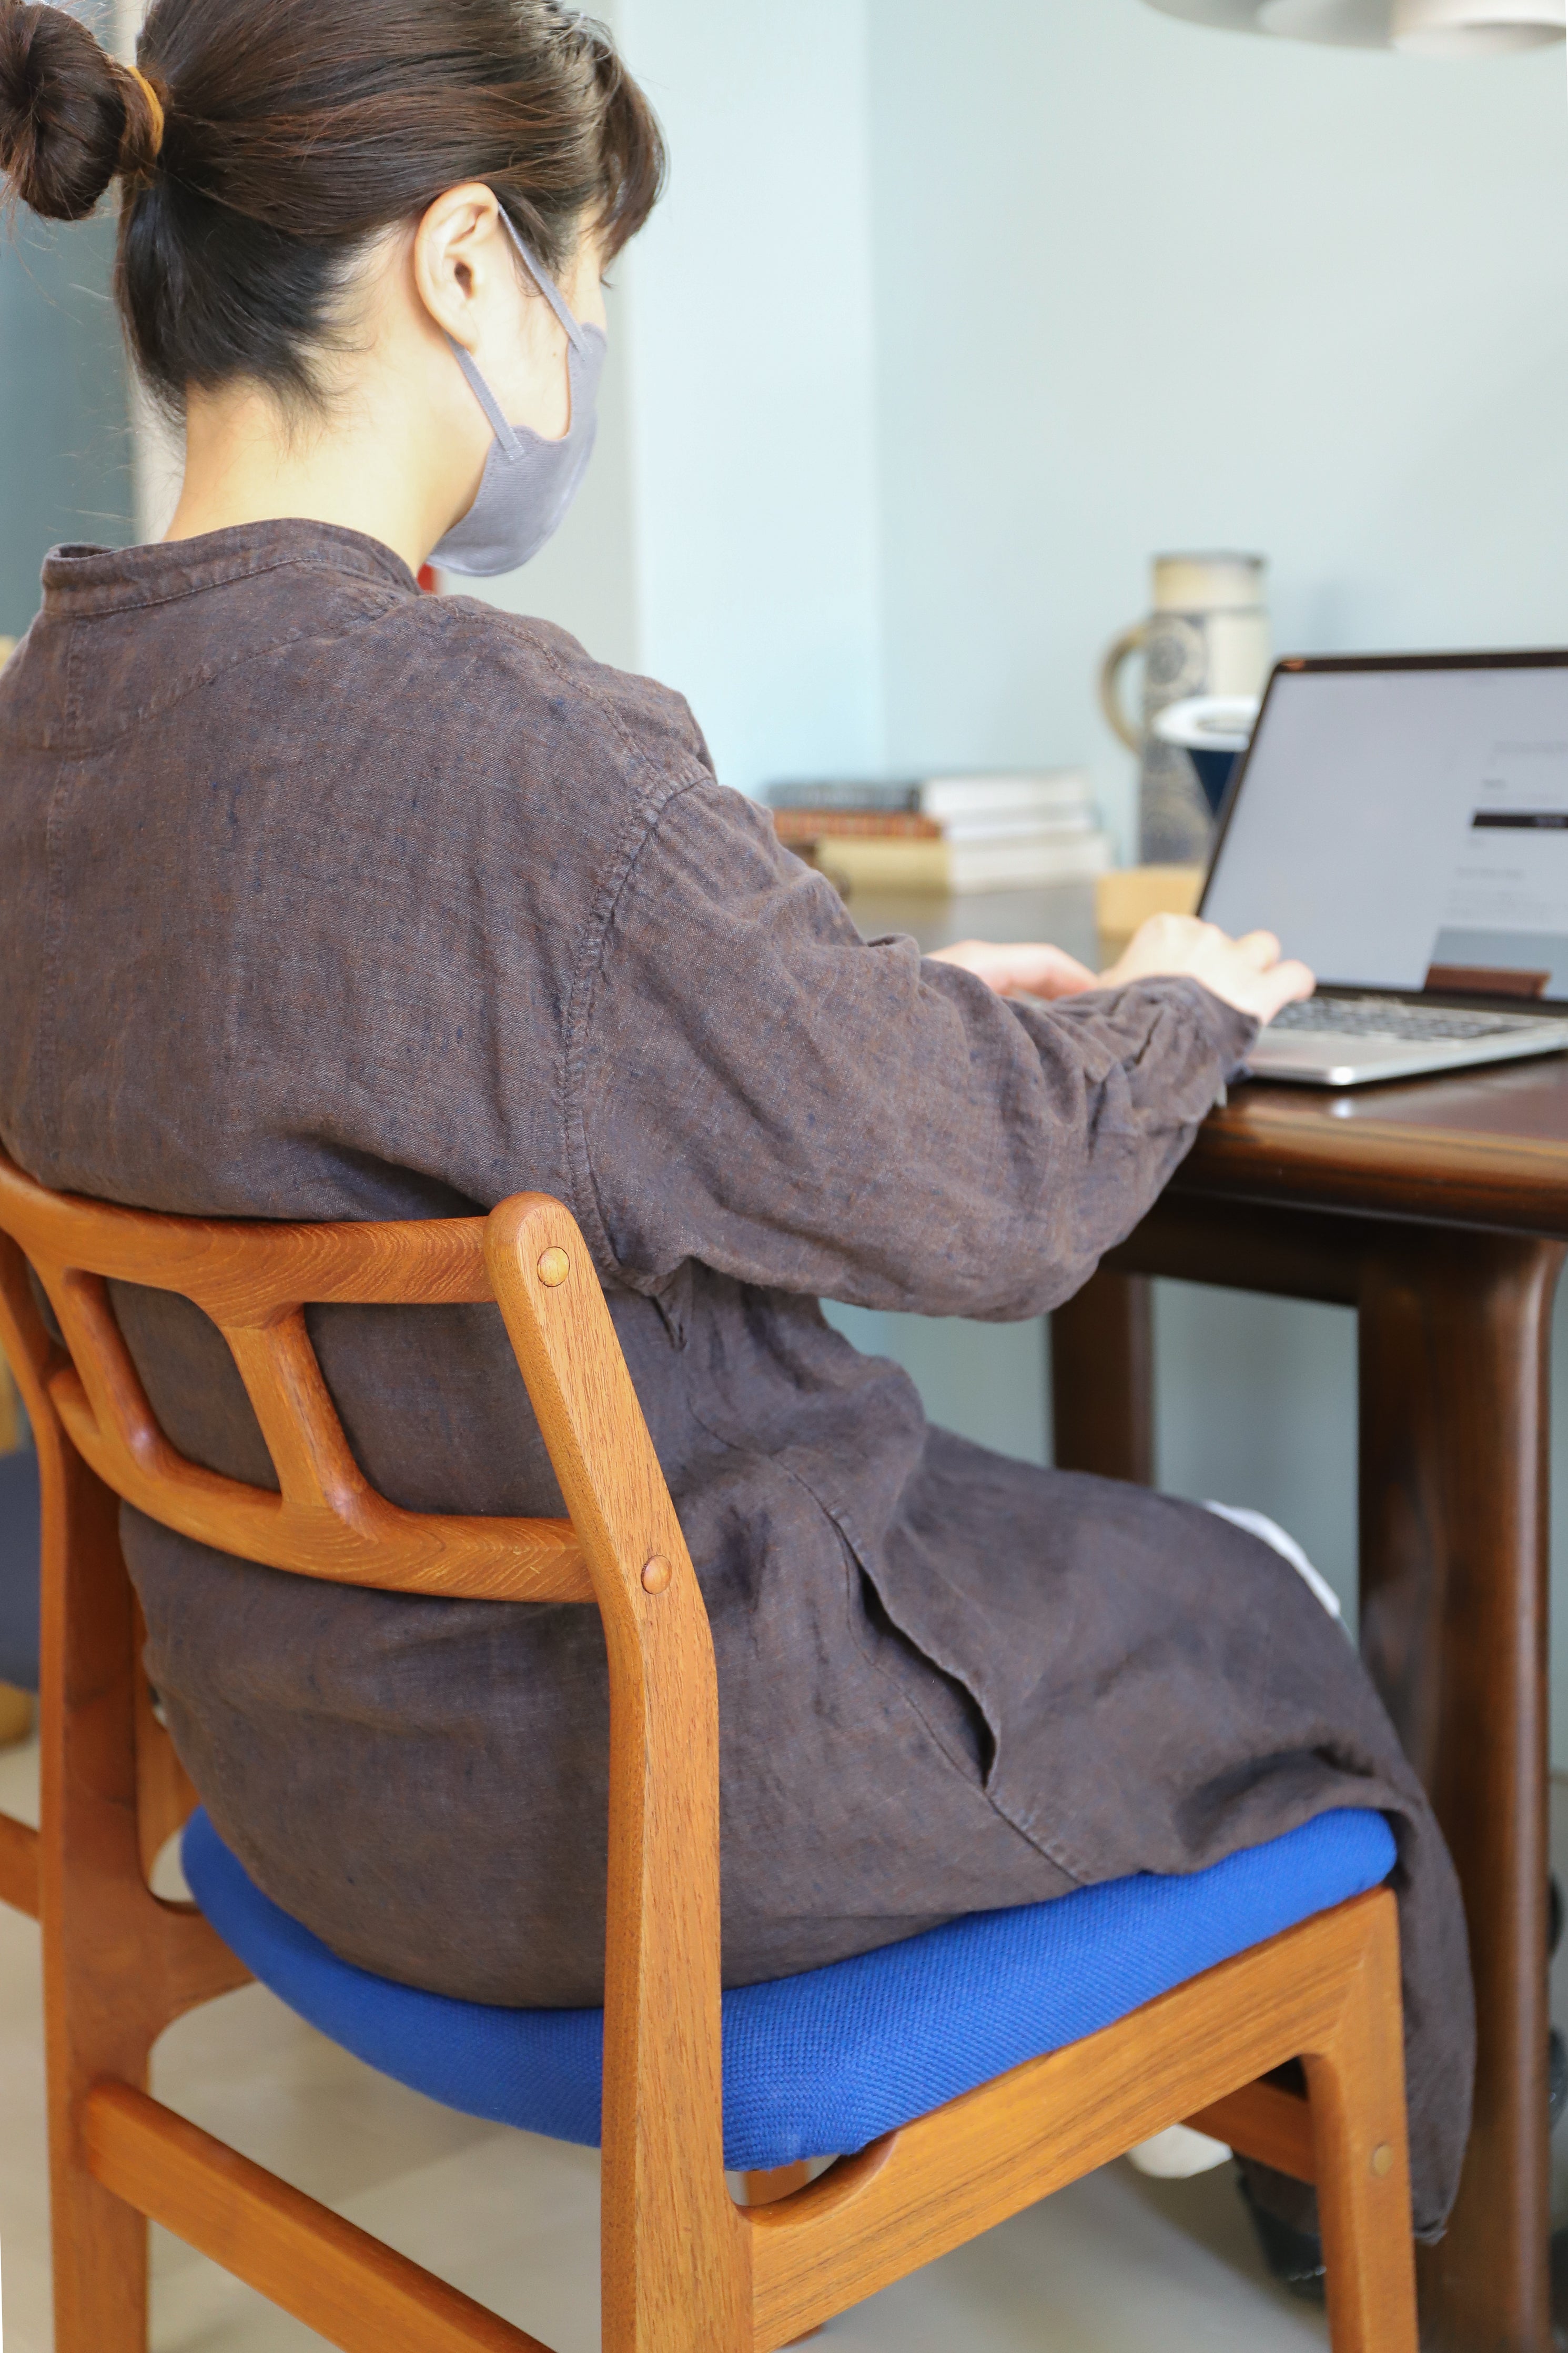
[
  {"x1": 940, "y1": 812, "x2": 1095, "y2": 844},
  {"x1": 766, "y1": 783, "x2": 920, "y2": 814},
  {"x1": 775, "y1": 812, "x2": 1097, "y2": 844},
  {"x1": 918, "y1": 773, "x2": 1091, "y2": 821},
  {"x1": 772, "y1": 810, "x2": 943, "y2": 842},
  {"x1": 807, "y1": 830, "x2": 1113, "y2": 893}
]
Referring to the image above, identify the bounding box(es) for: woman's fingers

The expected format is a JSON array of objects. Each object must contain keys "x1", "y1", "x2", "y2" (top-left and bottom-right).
[
  {"x1": 1253, "y1": 958, "x2": 1316, "y2": 1022},
  {"x1": 1097, "y1": 913, "x2": 1207, "y2": 990},
  {"x1": 1232, "y1": 929, "x2": 1282, "y2": 971},
  {"x1": 1094, "y1": 912, "x2": 1313, "y2": 1020}
]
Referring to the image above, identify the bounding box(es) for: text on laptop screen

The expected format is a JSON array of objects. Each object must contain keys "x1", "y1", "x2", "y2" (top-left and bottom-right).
[{"x1": 1202, "y1": 662, "x2": 1568, "y2": 1001}]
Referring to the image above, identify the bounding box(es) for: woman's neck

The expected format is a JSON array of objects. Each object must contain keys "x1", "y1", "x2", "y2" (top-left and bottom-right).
[{"x1": 165, "y1": 365, "x2": 484, "y2": 570}]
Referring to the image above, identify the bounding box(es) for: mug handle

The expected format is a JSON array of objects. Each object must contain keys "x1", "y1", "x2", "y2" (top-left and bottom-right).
[{"x1": 1098, "y1": 622, "x2": 1147, "y2": 752}]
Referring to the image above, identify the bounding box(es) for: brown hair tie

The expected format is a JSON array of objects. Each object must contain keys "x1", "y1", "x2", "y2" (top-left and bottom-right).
[{"x1": 123, "y1": 65, "x2": 165, "y2": 166}]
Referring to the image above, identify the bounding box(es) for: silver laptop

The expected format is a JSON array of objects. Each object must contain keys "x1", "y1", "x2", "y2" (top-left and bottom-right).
[{"x1": 1200, "y1": 652, "x2": 1568, "y2": 1087}]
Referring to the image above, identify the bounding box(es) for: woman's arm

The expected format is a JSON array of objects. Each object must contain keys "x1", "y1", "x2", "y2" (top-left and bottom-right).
[{"x1": 569, "y1": 782, "x2": 1277, "y2": 1322}]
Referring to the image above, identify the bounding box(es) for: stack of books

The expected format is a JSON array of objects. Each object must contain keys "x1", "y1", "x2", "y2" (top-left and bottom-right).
[{"x1": 766, "y1": 771, "x2": 1111, "y2": 894}]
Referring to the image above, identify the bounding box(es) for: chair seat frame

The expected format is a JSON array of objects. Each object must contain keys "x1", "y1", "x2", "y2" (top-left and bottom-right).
[{"x1": 0, "y1": 1149, "x2": 1418, "y2": 2352}]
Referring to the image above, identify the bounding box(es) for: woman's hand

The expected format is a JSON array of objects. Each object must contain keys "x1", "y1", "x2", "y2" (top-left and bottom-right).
[
  {"x1": 1100, "y1": 914, "x2": 1314, "y2": 1025},
  {"x1": 934, "y1": 915, "x2": 1314, "y2": 1027}
]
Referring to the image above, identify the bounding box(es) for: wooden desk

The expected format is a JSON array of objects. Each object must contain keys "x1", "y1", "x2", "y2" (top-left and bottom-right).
[{"x1": 855, "y1": 882, "x2": 1566, "y2": 2353}]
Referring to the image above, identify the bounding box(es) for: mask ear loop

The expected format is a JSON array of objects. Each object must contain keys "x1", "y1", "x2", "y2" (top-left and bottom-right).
[
  {"x1": 446, "y1": 343, "x2": 524, "y2": 462},
  {"x1": 444, "y1": 210, "x2": 591, "y2": 464},
  {"x1": 494, "y1": 210, "x2": 591, "y2": 356}
]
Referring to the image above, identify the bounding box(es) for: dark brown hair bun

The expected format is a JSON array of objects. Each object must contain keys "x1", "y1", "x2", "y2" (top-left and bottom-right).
[
  {"x1": 3, "y1": 0, "x2": 663, "y2": 416},
  {"x1": 0, "y1": 3, "x2": 155, "y2": 222}
]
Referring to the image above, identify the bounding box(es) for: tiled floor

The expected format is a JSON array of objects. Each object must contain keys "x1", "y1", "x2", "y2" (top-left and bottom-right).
[{"x1": 1, "y1": 1728, "x2": 1541, "y2": 2353}]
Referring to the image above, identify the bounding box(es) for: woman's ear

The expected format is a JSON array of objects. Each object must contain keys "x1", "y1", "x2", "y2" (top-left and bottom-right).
[{"x1": 412, "y1": 184, "x2": 512, "y2": 352}]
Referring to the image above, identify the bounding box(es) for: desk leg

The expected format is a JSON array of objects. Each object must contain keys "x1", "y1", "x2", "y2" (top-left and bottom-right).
[
  {"x1": 1359, "y1": 1232, "x2": 1563, "y2": 2353},
  {"x1": 1049, "y1": 1270, "x2": 1155, "y2": 1484}
]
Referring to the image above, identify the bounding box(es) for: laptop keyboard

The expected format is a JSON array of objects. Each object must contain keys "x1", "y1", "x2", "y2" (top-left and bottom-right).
[{"x1": 1268, "y1": 997, "x2": 1559, "y2": 1042}]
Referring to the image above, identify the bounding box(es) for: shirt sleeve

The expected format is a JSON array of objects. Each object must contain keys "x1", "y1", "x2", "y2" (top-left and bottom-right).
[{"x1": 569, "y1": 779, "x2": 1256, "y2": 1321}]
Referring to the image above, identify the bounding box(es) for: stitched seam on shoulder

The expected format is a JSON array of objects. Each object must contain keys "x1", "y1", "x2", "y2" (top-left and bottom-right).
[
  {"x1": 32, "y1": 572, "x2": 409, "y2": 752},
  {"x1": 534, "y1": 632, "x2": 682, "y2": 782},
  {"x1": 558, "y1": 768, "x2": 714, "y2": 1281},
  {"x1": 412, "y1": 607, "x2": 692, "y2": 787}
]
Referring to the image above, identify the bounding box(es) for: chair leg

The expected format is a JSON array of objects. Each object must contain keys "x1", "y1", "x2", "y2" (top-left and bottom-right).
[
  {"x1": 1306, "y1": 1896, "x2": 1419, "y2": 2353},
  {"x1": 48, "y1": 2129, "x2": 149, "y2": 2353},
  {"x1": 744, "y1": 2168, "x2": 823, "y2": 2345},
  {"x1": 41, "y1": 1453, "x2": 154, "y2": 2353}
]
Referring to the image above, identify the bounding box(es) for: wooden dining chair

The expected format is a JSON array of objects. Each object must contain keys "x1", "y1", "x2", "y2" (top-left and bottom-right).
[
  {"x1": 0, "y1": 1145, "x2": 1419, "y2": 2353},
  {"x1": 0, "y1": 1361, "x2": 39, "y2": 1916}
]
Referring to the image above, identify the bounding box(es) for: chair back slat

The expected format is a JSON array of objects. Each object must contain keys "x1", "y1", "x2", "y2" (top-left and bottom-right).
[
  {"x1": 0, "y1": 1153, "x2": 591, "y2": 1606},
  {"x1": 49, "y1": 1270, "x2": 168, "y2": 1476},
  {"x1": 223, "y1": 1315, "x2": 372, "y2": 1513}
]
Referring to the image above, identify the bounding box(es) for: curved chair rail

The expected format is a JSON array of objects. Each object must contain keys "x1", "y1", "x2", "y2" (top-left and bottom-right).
[{"x1": 0, "y1": 1151, "x2": 589, "y2": 1604}]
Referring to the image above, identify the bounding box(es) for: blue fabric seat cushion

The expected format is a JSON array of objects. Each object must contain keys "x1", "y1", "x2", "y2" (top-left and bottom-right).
[{"x1": 184, "y1": 1804, "x2": 1395, "y2": 2173}]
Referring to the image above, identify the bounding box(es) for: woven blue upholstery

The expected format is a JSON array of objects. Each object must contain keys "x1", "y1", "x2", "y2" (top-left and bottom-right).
[{"x1": 184, "y1": 1804, "x2": 1395, "y2": 2172}]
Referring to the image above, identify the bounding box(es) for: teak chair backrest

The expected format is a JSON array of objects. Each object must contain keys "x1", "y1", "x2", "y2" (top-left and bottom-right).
[
  {"x1": 0, "y1": 1150, "x2": 745, "y2": 2346},
  {"x1": 0, "y1": 1145, "x2": 1419, "y2": 2353}
]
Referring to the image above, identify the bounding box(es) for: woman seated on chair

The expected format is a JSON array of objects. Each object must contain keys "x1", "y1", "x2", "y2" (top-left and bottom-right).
[{"x1": 0, "y1": 0, "x2": 1471, "y2": 2277}]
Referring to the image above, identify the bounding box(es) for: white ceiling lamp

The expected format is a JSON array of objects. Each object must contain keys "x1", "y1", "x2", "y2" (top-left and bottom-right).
[{"x1": 1144, "y1": 0, "x2": 1565, "y2": 54}]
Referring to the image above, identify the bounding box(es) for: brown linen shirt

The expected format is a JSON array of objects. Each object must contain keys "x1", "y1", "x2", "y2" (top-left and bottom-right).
[{"x1": 0, "y1": 522, "x2": 1471, "y2": 2235}]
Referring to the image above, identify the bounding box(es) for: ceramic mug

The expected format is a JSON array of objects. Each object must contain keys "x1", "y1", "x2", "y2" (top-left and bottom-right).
[{"x1": 1100, "y1": 552, "x2": 1271, "y2": 864}]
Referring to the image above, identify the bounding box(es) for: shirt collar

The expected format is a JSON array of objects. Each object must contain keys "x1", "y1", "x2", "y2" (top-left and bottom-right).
[{"x1": 40, "y1": 520, "x2": 419, "y2": 618}]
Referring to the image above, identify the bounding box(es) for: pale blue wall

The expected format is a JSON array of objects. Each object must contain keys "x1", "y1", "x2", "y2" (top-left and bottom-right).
[
  {"x1": 612, "y1": 0, "x2": 886, "y2": 792},
  {"x1": 865, "y1": 0, "x2": 1568, "y2": 854},
  {"x1": 848, "y1": 0, "x2": 1568, "y2": 1751},
  {"x1": 0, "y1": 216, "x2": 131, "y2": 636}
]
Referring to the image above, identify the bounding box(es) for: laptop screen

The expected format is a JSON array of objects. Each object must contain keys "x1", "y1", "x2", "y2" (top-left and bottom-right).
[{"x1": 1201, "y1": 656, "x2": 1568, "y2": 1003}]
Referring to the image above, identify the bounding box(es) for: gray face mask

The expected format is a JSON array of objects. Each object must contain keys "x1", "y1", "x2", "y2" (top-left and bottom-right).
[{"x1": 430, "y1": 214, "x2": 605, "y2": 577}]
